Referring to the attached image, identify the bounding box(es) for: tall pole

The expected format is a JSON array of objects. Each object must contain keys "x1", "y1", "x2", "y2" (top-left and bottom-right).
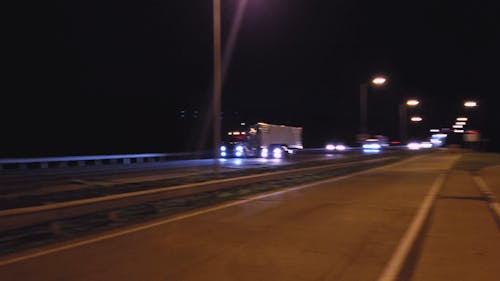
[
  {"x1": 213, "y1": 0, "x2": 221, "y2": 172},
  {"x1": 399, "y1": 104, "x2": 407, "y2": 144},
  {"x1": 360, "y1": 83, "x2": 368, "y2": 135}
]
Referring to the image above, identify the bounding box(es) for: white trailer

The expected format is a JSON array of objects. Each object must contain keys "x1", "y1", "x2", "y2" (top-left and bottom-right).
[{"x1": 244, "y1": 122, "x2": 303, "y2": 158}]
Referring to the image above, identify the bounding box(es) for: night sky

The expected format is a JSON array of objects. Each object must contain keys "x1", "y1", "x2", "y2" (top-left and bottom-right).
[{"x1": 3, "y1": 0, "x2": 499, "y2": 157}]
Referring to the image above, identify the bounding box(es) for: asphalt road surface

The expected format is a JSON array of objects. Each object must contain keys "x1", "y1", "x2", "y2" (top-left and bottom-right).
[{"x1": 0, "y1": 152, "x2": 458, "y2": 281}]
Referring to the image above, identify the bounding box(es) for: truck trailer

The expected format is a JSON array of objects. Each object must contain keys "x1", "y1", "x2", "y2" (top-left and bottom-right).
[{"x1": 220, "y1": 122, "x2": 303, "y2": 158}]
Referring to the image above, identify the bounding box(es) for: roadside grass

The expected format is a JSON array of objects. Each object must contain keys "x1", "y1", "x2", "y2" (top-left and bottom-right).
[{"x1": 453, "y1": 152, "x2": 500, "y2": 171}]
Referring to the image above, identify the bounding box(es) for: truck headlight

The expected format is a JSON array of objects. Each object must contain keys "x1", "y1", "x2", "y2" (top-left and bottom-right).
[
  {"x1": 220, "y1": 145, "x2": 226, "y2": 151},
  {"x1": 273, "y1": 148, "x2": 282, "y2": 159},
  {"x1": 261, "y1": 148, "x2": 268, "y2": 158}
]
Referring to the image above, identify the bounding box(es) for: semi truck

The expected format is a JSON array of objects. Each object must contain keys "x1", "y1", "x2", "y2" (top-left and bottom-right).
[{"x1": 220, "y1": 122, "x2": 303, "y2": 158}]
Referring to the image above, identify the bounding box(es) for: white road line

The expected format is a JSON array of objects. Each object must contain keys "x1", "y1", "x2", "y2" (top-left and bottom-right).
[
  {"x1": 0, "y1": 155, "x2": 424, "y2": 267},
  {"x1": 473, "y1": 175, "x2": 500, "y2": 222},
  {"x1": 376, "y1": 173, "x2": 448, "y2": 281}
]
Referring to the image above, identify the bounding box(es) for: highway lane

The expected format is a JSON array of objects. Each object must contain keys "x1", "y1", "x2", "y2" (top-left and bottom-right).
[
  {"x1": 0, "y1": 152, "x2": 458, "y2": 281},
  {"x1": 0, "y1": 151, "x2": 353, "y2": 195}
]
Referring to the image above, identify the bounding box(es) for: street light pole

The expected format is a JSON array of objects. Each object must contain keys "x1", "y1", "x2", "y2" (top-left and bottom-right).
[
  {"x1": 399, "y1": 99, "x2": 420, "y2": 144},
  {"x1": 360, "y1": 83, "x2": 368, "y2": 135},
  {"x1": 213, "y1": 0, "x2": 221, "y2": 172},
  {"x1": 399, "y1": 104, "x2": 407, "y2": 143},
  {"x1": 359, "y1": 76, "x2": 386, "y2": 137}
]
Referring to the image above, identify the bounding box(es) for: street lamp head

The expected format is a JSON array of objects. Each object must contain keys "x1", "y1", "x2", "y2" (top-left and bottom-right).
[
  {"x1": 406, "y1": 99, "x2": 420, "y2": 106},
  {"x1": 410, "y1": 116, "x2": 423, "y2": 122},
  {"x1": 464, "y1": 101, "x2": 477, "y2": 107},
  {"x1": 371, "y1": 77, "x2": 387, "y2": 86}
]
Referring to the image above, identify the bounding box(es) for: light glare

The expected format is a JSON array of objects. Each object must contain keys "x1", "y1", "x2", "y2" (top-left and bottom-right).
[
  {"x1": 335, "y1": 145, "x2": 346, "y2": 151},
  {"x1": 410, "y1": 116, "x2": 423, "y2": 122},
  {"x1": 464, "y1": 101, "x2": 477, "y2": 107},
  {"x1": 407, "y1": 142, "x2": 421, "y2": 150},
  {"x1": 406, "y1": 99, "x2": 420, "y2": 106},
  {"x1": 372, "y1": 77, "x2": 387, "y2": 85}
]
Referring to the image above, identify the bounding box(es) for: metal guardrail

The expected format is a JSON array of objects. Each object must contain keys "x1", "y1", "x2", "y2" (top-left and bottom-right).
[
  {"x1": 0, "y1": 152, "x2": 211, "y2": 170},
  {"x1": 0, "y1": 156, "x2": 395, "y2": 232}
]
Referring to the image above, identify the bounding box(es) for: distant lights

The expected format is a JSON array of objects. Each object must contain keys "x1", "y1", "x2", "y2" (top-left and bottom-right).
[
  {"x1": 454, "y1": 129, "x2": 464, "y2": 133},
  {"x1": 406, "y1": 99, "x2": 420, "y2": 106},
  {"x1": 430, "y1": 129, "x2": 440, "y2": 133},
  {"x1": 372, "y1": 77, "x2": 387, "y2": 85},
  {"x1": 420, "y1": 142, "x2": 433, "y2": 149},
  {"x1": 410, "y1": 116, "x2": 423, "y2": 122},
  {"x1": 456, "y1": 117, "x2": 468, "y2": 121},
  {"x1": 455, "y1": 122, "x2": 466, "y2": 125},
  {"x1": 432, "y1": 133, "x2": 448, "y2": 139},
  {"x1": 464, "y1": 101, "x2": 478, "y2": 107},
  {"x1": 453, "y1": 125, "x2": 463, "y2": 129},
  {"x1": 407, "y1": 142, "x2": 421, "y2": 150}
]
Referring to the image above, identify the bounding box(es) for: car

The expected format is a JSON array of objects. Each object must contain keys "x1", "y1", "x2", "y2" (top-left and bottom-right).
[
  {"x1": 362, "y1": 138, "x2": 383, "y2": 153},
  {"x1": 325, "y1": 143, "x2": 348, "y2": 152}
]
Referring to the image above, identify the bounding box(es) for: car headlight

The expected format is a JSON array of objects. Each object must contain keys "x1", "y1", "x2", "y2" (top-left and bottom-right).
[
  {"x1": 407, "y1": 142, "x2": 421, "y2": 150},
  {"x1": 325, "y1": 144, "x2": 335, "y2": 151},
  {"x1": 363, "y1": 143, "x2": 381, "y2": 149},
  {"x1": 335, "y1": 145, "x2": 346, "y2": 151}
]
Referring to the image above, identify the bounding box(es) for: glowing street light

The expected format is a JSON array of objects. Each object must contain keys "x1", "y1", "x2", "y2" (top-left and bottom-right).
[
  {"x1": 406, "y1": 99, "x2": 420, "y2": 106},
  {"x1": 410, "y1": 116, "x2": 423, "y2": 122},
  {"x1": 400, "y1": 98, "x2": 420, "y2": 143},
  {"x1": 360, "y1": 75, "x2": 388, "y2": 135},
  {"x1": 455, "y1": 122, "x2": 466, "y2": 125},
  {"x1": 456, "y1": 117, "x2": 468, "y2": 121},
  {"x1": 464, "y1": 101, "x2": 478, "y2": 107},
  {"x1": 453, "y1": 124, "x2": 463, "y2": 128},
  {"x1": 372, "y1": 77, "x2": 387, "y2": 85}
]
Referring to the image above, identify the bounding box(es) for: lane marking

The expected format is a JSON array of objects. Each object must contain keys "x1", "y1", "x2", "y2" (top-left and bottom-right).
[
  {"x1": 376, "y1": 173, "x2": 448, "y2": 281},
  {"x1": 0, "y1": 154, "x2": 428, "y2": 267},
  {"x1": 473, "y1": 175, "x2": 500, "y2": 224}
]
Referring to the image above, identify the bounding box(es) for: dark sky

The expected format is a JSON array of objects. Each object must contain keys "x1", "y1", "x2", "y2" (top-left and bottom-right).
[{"x1": 3, "y1": 0, "x2": 500, "y2": 156}]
